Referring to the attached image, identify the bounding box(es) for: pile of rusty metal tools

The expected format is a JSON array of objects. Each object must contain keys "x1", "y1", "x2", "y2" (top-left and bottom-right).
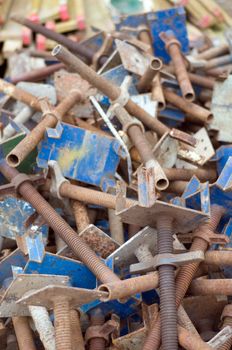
[{"x1": 1, "y1": 5, "x2": 232, "y2": 350}]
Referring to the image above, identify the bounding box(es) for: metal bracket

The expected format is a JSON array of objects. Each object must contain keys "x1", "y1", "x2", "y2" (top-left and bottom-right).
[
  {"x1": 130, "y1": 250, "x2": 204, "y2": 274},
  {"x1": 48, "y1": 160, "x2": 69, "y2": 199},
  {"x1": 85, "y1": 318, "x2": 119, "y2": 344}
]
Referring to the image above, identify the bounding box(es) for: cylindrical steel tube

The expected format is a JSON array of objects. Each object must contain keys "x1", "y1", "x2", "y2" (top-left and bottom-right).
[
  {"x1": 219, "y1": 305, "x2": 232, "y2": 350},
  {"x1": 108, "y1": 208, "x2": 124, "y2": 245},
  {"x1": 187, "y1": 72, "x2": 215, "y2": 90},
  {"x1": 6, "y1": 90, "x2": 82, "y2": 167},
  {"x1": 52, "y1": 45, "x2": 169, "y2": 136},
  {"x1": 197, "y1": 44, "x2": 229, "y2": 60},
  {"x1": 160, "y1": 32, "x2": 195, "y2": 102},
  {"x1": 98, "y1": 272, "x2": 159, "y2": 301},
  {"x1": 157, "y1": 215, "x2": 178, "y2": 350},
  {"x1": 54, "y1": 298, "x2": 72, "y2": 350},
  {"x1": 138, "y1": 26, "x2": 153, "y2": 55},
  {"x1": 164, "y1": 167, "x2": 217, "y2": 182},
  {"x1": 136, "y1": 57, "x2": 162, "y2": 93},
  {"x1": 0, "y1": 79, "x2": 41, "y2": 110},
  {"x1": 205, "y1": 251, "x2": 232, "y2": 266},
  {"x1": 190, "y1": 279, "x2": 232, "y2": 296},
  {"x1": 12, "y1": 16, "x2": 97, "y2": 65},
  {"x1": 151, "y1": 73, "x2": 166, "y2": 110},
  {"x1": 12, "y1": 317, "x2": 36, "y2": 350},
  {"x1": 178, "y1": 325, "x2": 212, "y2": 350},
  {"x1": 167, "y1": 181, "x2": 188, "y2": 195},
  {"x1": 204, "y1": 54, "x2": 232, "y2": 71},
  {"x1": 11, "y1": 63, "x2": 65, "y2": 84},
  {"x1": 0, "y1": 161, "x2": 120, "y2": 284},
  {"x1": 164, "y1": 89, "x2": 213, "y2": 124}
]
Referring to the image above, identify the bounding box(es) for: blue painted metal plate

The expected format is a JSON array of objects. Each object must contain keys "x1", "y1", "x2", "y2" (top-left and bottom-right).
[
  {"x1": 37, "y1": 122, "x2": 126, "y2": 192},
  {"x1": 147, "y1": 7, "x2": 189, "y2": 63},
  {"x1": 0, "y1": 249, "x2": 27, "y2": 285},
  {"x1": 24, "y1": 252, "x2": 96, "y2": 289},
  {"x1": 0, "y1": 196, "x2": 48, "y2": 240}
]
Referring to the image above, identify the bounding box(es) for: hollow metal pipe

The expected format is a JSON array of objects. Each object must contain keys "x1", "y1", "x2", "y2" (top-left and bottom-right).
[
  {"x1": 164, "y1": 89, "x2": 213, "y2": 124},
  {"x1": 190, "y1": 279, "x2": 232, "y2": 296},
  {"x1": 160, "y1": 31, "x2": 195, "y2": 102},
  {"x1": 151, "y1": 73, "x2": 166, "y2": 110},
  {"x1": 196, "y1": 44, "x2": 229, "y2": 60},
  {"x1": 136, "y1": 57, "x2": 162, "y2": 93},
  {"x1": 12, "y1": 317, "x2": 36, "y2": 350}
]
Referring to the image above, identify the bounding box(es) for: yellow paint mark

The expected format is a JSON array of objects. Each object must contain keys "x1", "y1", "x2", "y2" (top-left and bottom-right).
[{"x1": 58, "y1": 147, "x2": 86, "y2": 172}]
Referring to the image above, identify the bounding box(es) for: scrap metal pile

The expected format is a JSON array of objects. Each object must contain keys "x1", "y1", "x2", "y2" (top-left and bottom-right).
[{"x1": 1, "y1": 5, "x2": 232, "y2": 350}]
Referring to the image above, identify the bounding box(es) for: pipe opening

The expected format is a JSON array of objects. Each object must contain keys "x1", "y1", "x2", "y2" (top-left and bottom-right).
[
  {"x1": 184, "y1": 92, "x2": 195, "y2": 102},
  {"x1": 158, "y1": 101, "x2": 166, "y2": 111},
  {"x1": 98, "y1": 285, "x2": 111, "y2": 302},
  {"x1": 151, "y1": 58, "x2": 162, "y2": 71},
  {"x1": 52, "y1": 45, "x2": 62, "y2": 57},
  {"x1": 206, "y1": 113, "x2": 213, "y2": 123},
  {"x1": 7, "y1": 153, "x2": 20, "y2": 167},
  {"x1": 156, "y1": 178, "x2": 169, "y2": 191}
]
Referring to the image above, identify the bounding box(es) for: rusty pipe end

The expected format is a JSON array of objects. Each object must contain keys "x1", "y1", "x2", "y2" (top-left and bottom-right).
[
  {"x1": 150, "y1": 57, "x2": 163, "y2": 71},
  {"x1": 98, "y1": 285, "x2": 112, "y2": 302},
  {"x1": 184, "y1": 91, "x2": 195, "y2": 102},
  {"x1": 6, "y1": 153, "x2": 20, "y2": 168},
  {"x1": 52, "y1": 44, "x2": 63, "y2": 57}
]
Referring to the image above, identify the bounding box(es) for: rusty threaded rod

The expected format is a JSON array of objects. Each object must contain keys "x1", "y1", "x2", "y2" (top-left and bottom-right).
[
  {"x1": 11, "y1": 63, "x2": 65, "y2": 84},
  {"x1": 12, "y1": 317, "x2": 36, "y2": 350},
  {"x1": 6, "y1": 89, "x2": 82, "y2": 167},
  {"x1": 136, "y1": 57, "x2": 163, "y2": 93},
  {"x1": 0, "y1": 161, "x2": 120, "y2": 284},
  {"x1": 142, "y1": 205, "x2": 224, "y2": 350},
  {"x1": 54, "y1": 297, "x2": 72, "y2": 350},
  {"x1": 157, "y1": 215, "x2": 178, "y2": 350},
  {"x1": 52, "y1": 45, "x2": 169, "y2": 136},
  {"x1": 189, "y1": 279, "x2": 232, "y2": 296},
  {"x1": 164, "y1": 89, "x2": 213, "y2": 124},
  {"x1": 11, "y1": 15, "x2": 99, "y2": 65},
  {"x1": 70, "y1": 310, "x2": 85, "y2": 350},
  {"x1": 160, "y1": 31, "x2": 195, "y2": 102},
  {"x1": 88, "y1": 309, "x2": 106, "y2": 350}
]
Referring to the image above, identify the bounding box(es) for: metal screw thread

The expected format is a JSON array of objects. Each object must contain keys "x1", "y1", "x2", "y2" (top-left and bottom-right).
[
  {"x1": 89, "y1": 310, "x2": 106, "y2": 350},
  {"x1": 54, "y1": 298, "x2": 72, "y2": 350},
  {"x1": 157, "y1": 215, "x2": 178, "y2": 350},
  {"x1": 12, "y1": 317, "x2": 36, "y2": 350},
  {"x1": 142, "y1": 205, "x2": 224, "y2": 350},
  {"x1": 219, "y1": 316, "x2": 232, "y2": 350},
  {"x1": 70, "y1": 310, "x2": 85, "y2": 350}
]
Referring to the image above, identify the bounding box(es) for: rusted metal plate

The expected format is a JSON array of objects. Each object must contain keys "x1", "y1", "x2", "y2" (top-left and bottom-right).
[
  {"x1": 0, "y1": 274, "x2": 69, "y2": 317},
  {"x1": 17, "y1": 285, "x2": 108, "y2": 309},
  {"x1": 153, "y1": 132, "x2": 178, "y2": 168},
  {"x1": 54, "y1": 70, "x2": 96, "y2": 118},
  {"x1": 182, "y1": 295, "x2": 227, "y2": 326},
  {"x1": 79, "y1": 224, "x2": 119, "y2": 259},
  {"x1": 210, "y1": 75, "x2": 232, "y2": 142},
  {"x1": 115, "y1": 39, "x2": 150, "y2": 76}
]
